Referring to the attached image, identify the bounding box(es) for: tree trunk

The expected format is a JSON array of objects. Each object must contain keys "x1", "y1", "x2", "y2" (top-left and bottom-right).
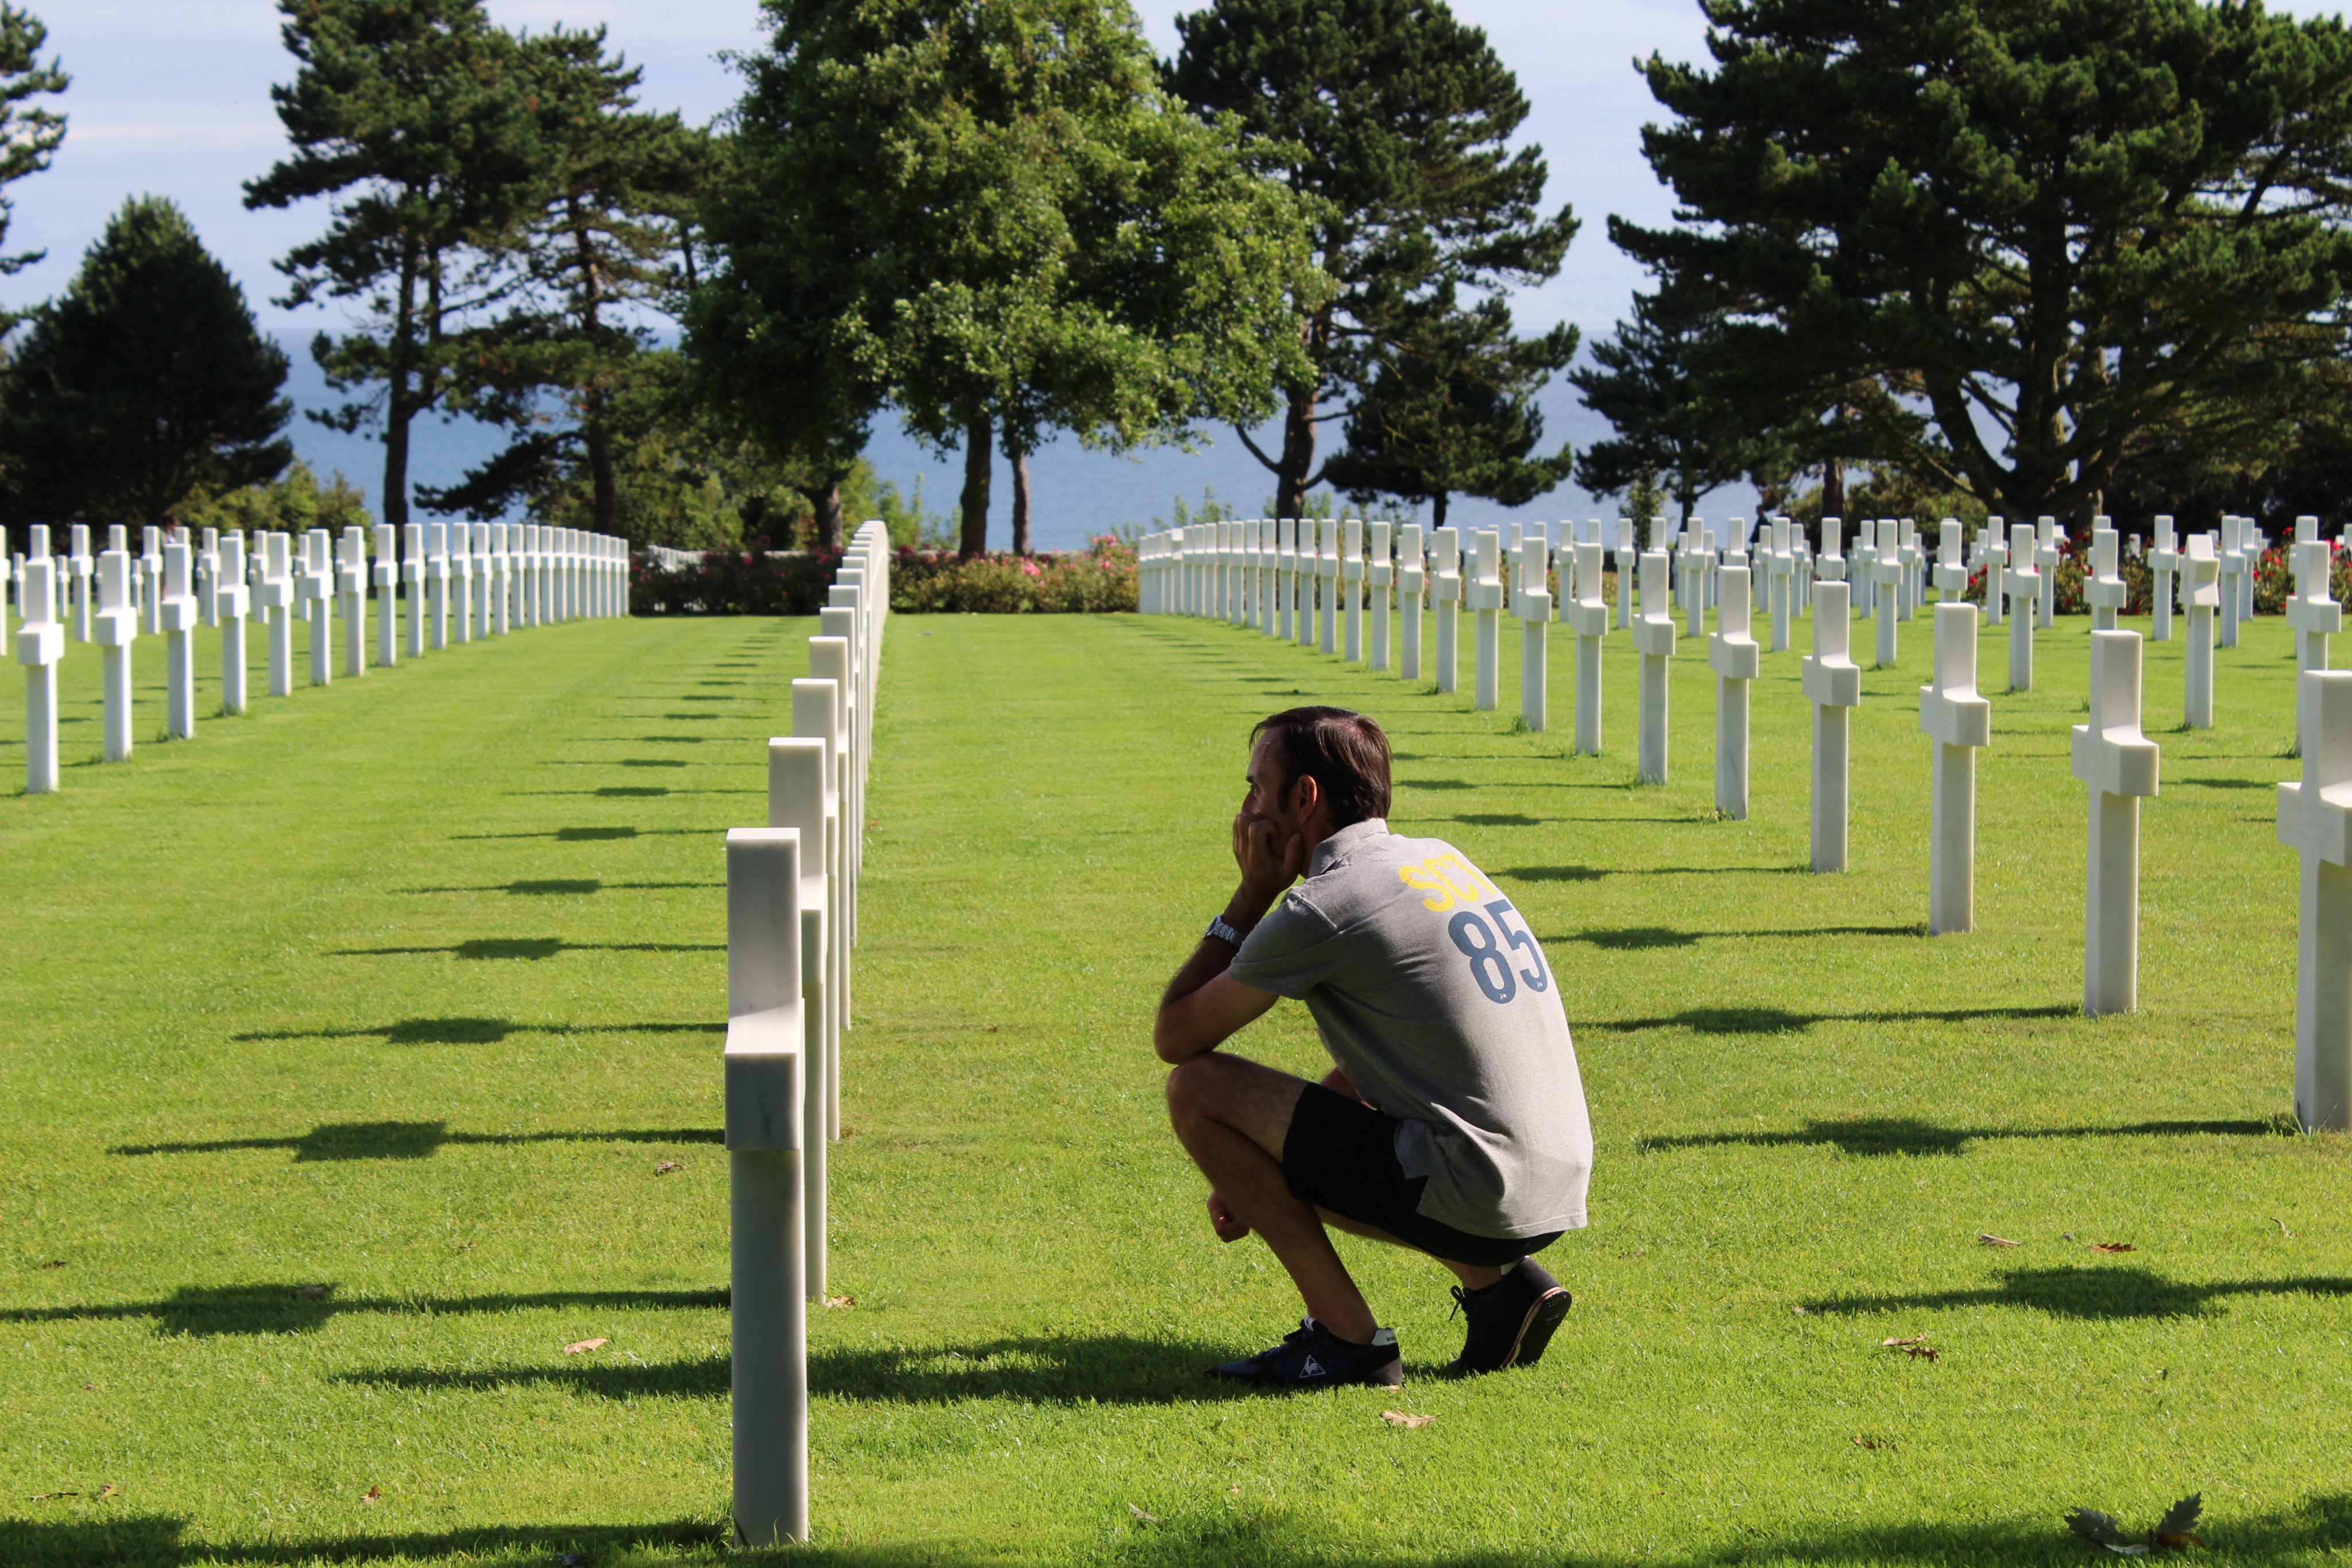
[
  {"x1": 1276, "y1": 385, "x2": 1316, "y2": 517},
  {"x1": 1431, "y1": 491, "x2": 1449, "y2": 529},
  {"x1": 585, "y1": 411, "x2": 617, "y2": 535},
  {"x1": 1821, "y1": 455, "x2": 1844, "y2": 525},
  {"x1": 571, "y1": 200, "x2": 617, "y2": 536},
  {"x1": 382, "y1": 237, "x2": 420, "y2": 529},
  {"x1": 959, "y1": 414, "x2": 993, "y2": 557},
  {"x1": 803, "y1": 482, "x2": 843, "y2": 552},
  {"x1": 1010, "y1": 448, "x2": 1032, "y2": 556}
]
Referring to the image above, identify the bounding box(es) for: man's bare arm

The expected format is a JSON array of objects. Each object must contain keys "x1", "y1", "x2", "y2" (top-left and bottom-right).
[{"x1": 1152, "y1": 814, "x2": 1302, "y2": 1062}]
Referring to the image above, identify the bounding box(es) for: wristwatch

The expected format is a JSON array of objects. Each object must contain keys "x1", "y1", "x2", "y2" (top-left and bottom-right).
[{"x1": 1205, "y1": 915, "x2": 1245, "y2": 946}]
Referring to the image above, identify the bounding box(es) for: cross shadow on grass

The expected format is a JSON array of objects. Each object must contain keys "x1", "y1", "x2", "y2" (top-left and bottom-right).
[
  {"x1": 0, "y1": 1517, "x2": 724, "y2": 1568},
  {"x1": 111, "y1": 1118, "x2": 722, "y2": 1160},
  {"x1": 232, "y1": 1016, "x2": 721, "y2": 1044},
  {"x1": 1595, "y1": 1003, "x2": 2076, "y2": 1035},
  {"x1": 0, "y1": 1281, "x2": 725, "y2": 1337},
  {"x1": 452, "y1": 826, "x2": 708, "y2": 841},
  {"x1": 1640, "y1": 1115, "x2": 2282, "y2": 1157},
  {"x1": 1502, "y1": 862, "x2": 1809, "y2": 881},
  {"x1": 399, "y1": 878, "x2": 724, "y2": 895},
  {"x1": 330, "y1": 938, "x2": 722, "y2": 959},
  {"x1": 1804, "y1": 1264, "x2": 2352, "y2": 1321},
  {"x1": 1560, "y1": 923, "x2": 1923, "y2": 951}
]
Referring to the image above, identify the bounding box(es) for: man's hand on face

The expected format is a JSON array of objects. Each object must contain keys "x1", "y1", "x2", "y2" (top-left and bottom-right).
[
  {"x1": 1232, "y1": 809, "x2": 1307, "y2": 907},
  {"x1": 1206, "y1": 1190, "x2": 1251, "y2": 1242}
]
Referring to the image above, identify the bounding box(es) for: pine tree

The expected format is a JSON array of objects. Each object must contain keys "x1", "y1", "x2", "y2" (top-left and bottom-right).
[
  {"x1": 1323, "y1": 287, "x2": 1573, "y2": 527},
  {"x1": 419, "y1": 27, "x2": 706, "y2": 540},
  {"x1": 0, "y1": 197, "x2": 291, "y2": 528},
  {"x1": 1571, "y1": 282, "x2": 1746, "y2": 526},
  {"x1": 1169, "y1": 0, "x2": 1577, "y2": 516},
  {"x1": 1621, "y1": 0, "x2": 2352, "y2": 522},
  {"x1": 0, "y1": 4, "x2": 65, "y2": 303},
  {"x1": 244, "y1": 0, "x2": 546, "y2": 528}
]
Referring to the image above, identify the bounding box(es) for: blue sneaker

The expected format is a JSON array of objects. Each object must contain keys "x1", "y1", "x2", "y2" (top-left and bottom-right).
[{"x1": 1209, "y1": 1318, "x2": 1404, "y2": 1391}]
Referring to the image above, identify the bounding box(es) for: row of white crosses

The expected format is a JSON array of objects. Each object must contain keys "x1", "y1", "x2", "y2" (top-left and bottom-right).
[
  {"x1": 726, "y1": 522, "x2": 889, "y2": 1549},
  {"x1": 9, "y1": 521, "x2": 630, "y2": 794}
]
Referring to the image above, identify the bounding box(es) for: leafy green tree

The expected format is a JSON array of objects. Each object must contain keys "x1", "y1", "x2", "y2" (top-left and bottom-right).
[
  {"x1": 1169, "y1": 0, "x2": 1577, "y2": 516},
  {"x1": 1324, "y1": 287, "x2": 1574, "y2": 527},
  {"x1": 0, "y1": 4, "x2": 65, "y2": 304},
  {"x1": 1571, "y1": 282, "x2": 1746, "y2": 526},
  {"x1": 700, "y1": 0, "x2": 1320, "y2": 558},
  {"x1": 1622, "y1": 0, "x2": 2352, "y2": 522},
  {"x1": 420, "y1": 27, "x2": 706, "y2": 537},
  {"x1": 245, "y1": 0, "x2": 546, "y2": 529},
  {"x1": 182, "y1": 459, "x2": 372, "y2": 538},
  {"x1": 0, "y1": 197, "x2": 290, "y2": 529}
]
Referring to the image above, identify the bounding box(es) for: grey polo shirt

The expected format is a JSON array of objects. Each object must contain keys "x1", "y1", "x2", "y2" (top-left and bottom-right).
[{"x1": 1229, "y1": 818, "x2": 1592, "y2": 1239}]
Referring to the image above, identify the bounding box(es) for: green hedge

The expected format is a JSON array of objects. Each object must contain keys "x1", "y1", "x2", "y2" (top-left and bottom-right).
[{"x1": 629, "y1": 538, "x2": 1139, "y2": 615}]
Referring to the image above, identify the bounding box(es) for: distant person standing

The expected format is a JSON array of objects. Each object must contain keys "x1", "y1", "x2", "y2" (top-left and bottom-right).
[{"x1": 1155, "y1": 707, "x2": 1592, "y2": 1389}]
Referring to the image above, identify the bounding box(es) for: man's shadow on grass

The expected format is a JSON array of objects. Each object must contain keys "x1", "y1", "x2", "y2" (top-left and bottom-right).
[
  {"x1": 0, "y1": 1281, "x2": 725, "y2": 1338},
  {"x1": 1642, "y1": 1114, "x2": 2283, "y2": 1159},
  {"x1": 1591, "y1": 1003, "x2": 2076, "y2": 1035},
  {"x1": 1560, "y1": 924, "x2": 1922, "y2": 951},
  {"x1": 17, "y1": 1496, "x2": 2352, "y2": 1567},
  {"x1": 110, "y1": 1118, "x2": 722, "y2": 1161},
  {"x1": 1805, "y1": 1264, "x2": 2352, "y2": 1321},
  {"x1": 343, "y1": 1334, "x2": 1283, "y2": 1407},
  {"x1": 231, "y1": 1016, "x2": 721, "y2": 1044}
]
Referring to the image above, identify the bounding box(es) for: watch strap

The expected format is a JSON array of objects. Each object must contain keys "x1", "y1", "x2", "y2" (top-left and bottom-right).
[{"x1": 1205, "y1": 914, "x2": 1245, "y2": 946}]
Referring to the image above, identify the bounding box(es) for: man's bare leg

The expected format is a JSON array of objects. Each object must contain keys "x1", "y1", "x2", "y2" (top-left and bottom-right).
[
  {"x1": 1308, "y1": 1068, "x2": 1503, "y2": 1291},
  {"x1": 1164, "y1": 1052, "x2": 1379, "y2": 1343}
]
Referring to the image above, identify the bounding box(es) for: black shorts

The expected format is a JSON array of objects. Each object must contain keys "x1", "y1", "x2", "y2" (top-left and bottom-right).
[{"x1": 1281, "y1": 1082, "x2": 1560, "y2": 1269}]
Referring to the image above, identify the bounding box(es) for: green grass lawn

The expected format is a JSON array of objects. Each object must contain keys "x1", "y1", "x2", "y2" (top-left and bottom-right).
[{"x1": 3, "y1": 593, "x2": 2349, "y2": 1566}]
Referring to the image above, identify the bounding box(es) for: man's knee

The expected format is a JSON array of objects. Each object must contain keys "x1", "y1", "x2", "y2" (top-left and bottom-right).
[{"x1": 1164, "y1": 1052, "x2": 1231, "y2": 1124}]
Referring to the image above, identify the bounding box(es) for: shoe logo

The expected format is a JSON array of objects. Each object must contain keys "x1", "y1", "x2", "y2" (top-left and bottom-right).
[{"x1": 1299, "y1": 1355, "x2": 1326, "y2": 1377}]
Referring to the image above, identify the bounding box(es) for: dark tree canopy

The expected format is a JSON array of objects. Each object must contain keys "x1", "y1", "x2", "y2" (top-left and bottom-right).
[
  {"x1": 1571, "y1": 282, "x2": 1744, "y2": 525},
  {"x1": 1620, "y1": 0, "x2": 2352, "y2": 524},
  {"x1": 0, "y1": 4, "x2": 65, "y2": 293},
  {"x1": 245, "y1": 0, "x2": 546, "y2": 528},
  {"x1": 0, "y1": 197, "x2": 291, "y2": 529},
  {"x1": 1169, "y1": 0, "x2": 1577, "y2": 514},
  {"x1": 1325, "y1": 287, "x2": 1574, "y2": 527}
]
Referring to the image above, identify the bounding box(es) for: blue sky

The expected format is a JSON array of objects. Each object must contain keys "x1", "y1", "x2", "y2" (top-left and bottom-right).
[{"x1": 18, "y1": 2, "x2": 2342, "y2": 548}]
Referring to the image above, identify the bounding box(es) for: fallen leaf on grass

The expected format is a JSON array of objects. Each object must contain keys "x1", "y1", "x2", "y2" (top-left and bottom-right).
[
  {"x1": 1851, "y1": 1437, "x2": 1891, "y2": 1451},
  {"x1": 41, "y1": 1259, "x2": 65, "y2": 1269},
  {"x1": 2067, "y1": 1492, "x2": 2202, "y2": 1554},
  {"x1": 655, "y1": 1160, "x2": 683, "y2": 1175},
  {"x1": 2091, "y1": 1242, "x2": 2138, "y2": 1254},
  {"x1": 1382, "y1": 1410, "x2": 1437, "y2": 1428},
  {"x1": 28, "y1": 1490, "x2": 80, "y2": 1501},
  {"x1": 1790, "y1": 1304, "x2": 1808, "y2": 1315},
  {"x1": 293, "y1": 1284, "x2": 329, "y2": 1298},
  {"x1": 1127, "y1": 1504, "x2": 1160, "y2": 1524},
  {"x1": 2273, "y1": 1217, "x2": 2295, "y2": 1237},
  {"x1": 361, "y1": 1486, "x2": 379, "y2": 1504},
  {"x1": 96, "y1": 1484, "x2": 118, "y2": 1500},
  {"x1": 824, "y1": 1295, "x2": 855, "y2": 1310},
  {"x1": 1979, "y1": 1233, "x2": 2021, "y2": 1248},
  {"x1": 80, "y1": 1383, "x2": 92, "y2": 1391},
  {"x1": 1881, "y1": 1337, "x2": 1940, "y2": 1361},
  {"x1": 563, "y1": 1338, "x2": 609, "y2": 1356},
  {"x1": 1228, "y1": 1485, "x2": 1242, "y2": 1497}
]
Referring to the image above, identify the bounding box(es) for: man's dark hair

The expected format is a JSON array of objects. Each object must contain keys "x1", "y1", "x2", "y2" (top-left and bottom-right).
[{"x1": 1252, "y1": 707, "x2": 1391, "y2": 827}]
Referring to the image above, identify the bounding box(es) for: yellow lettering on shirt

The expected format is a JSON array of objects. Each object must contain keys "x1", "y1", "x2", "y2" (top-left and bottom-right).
[{"x1": 1396, "y1": 863, "x2": 1454, "y2": 911}]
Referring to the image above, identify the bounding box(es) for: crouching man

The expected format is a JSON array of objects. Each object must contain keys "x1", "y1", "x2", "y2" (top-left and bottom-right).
[{"x1": 1155, "y1": 706, "x2": 1593, "y2": 1390}]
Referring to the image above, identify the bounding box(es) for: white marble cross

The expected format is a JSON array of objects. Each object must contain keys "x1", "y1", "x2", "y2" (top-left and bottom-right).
[
  {"x1": 339, "y1": 526, "x2": 368, "y2": 677},
  {"x1": 68, "y1": 524, "x2": 92, "y2": 643},
  {"x1": 426, "y1": 521, "x2": 451, "y2": 651},
  {"x1": 1515, "y1": 531, "x2": 1551, "y2": 730},
  {"x1": 140, "y1": 526, "x2": 164, "y2": 636},
  {"x1": 372, "y1": 524, "x2": 399, "y2": 667},
  {"x1": 1432, "y1": 525, "x2": 1462, "y2": 694},
  {"x1": 1873, "y1": 521, "x2": 1903, "y2": 668},
  {"x1": 2288, "y1": 520, "x2": 2341, "y2": 758},
  {"x1": 1896, "y1": 519, "x2": 1922, "y2": 621},
  {"x1": 1469, "y1": 528, "x2": 1503, "y2": 710},
  {"x1": 1933, "y1": 519, "x2": 1967, "y2": 604},
  {"x1": 2183, "y1": 534, "x2": 2220, "y2": 728},
  {"x1": 303, "y1": 528, "x2": 335, "y2": 687},
  {"x1": 1919, "y1": 602, "x2": 1992, "y2": 932},
  {"x1": 1569, "y1": 539, "x2": 1610, "y2": 756},
  {"x1": 401, "y1": 523, "x2": 427, "y2": 657},
  {"x1": 1369, "y1": 521, "x2": 1394, "y2": 672},
  {"x1": 161, "y1": 540, "x2": 196, "y2": 740},
  {"x1": 1615, "y1": 518, "x2": 1639, "y2": 630},
  {"x1": 2278, "y1": 668, "x2": 2352, "y2": 1128},
  {"x1": 1316, "y1": 518, "x2": 1340, "y2": 654},
  {"x1": 1710, "y1": 561, "x2": 1761, "y2": 817},
  {"x1": 2034, "y1": 516, "x2": 2059, "y2": 629},
  {"x1": 1634, "y1": 548, "x2": 1677, "y2": 783},
  {"x1": 2003, "y1": 522, "x2": 2041, "y2": 691},
  {"x1": 259, "y1": 531, "x2": 296, "y2": 698},
  {"x1": 2073, "y1": 630, "x2": 2160, "y2": 1013},
  {"x1": 1272, "y1": 518, "x2": 1295, "y2": 640},
  {"x1": 198, "y1": 526, "x2": 220, "y2": 629},
  {"x1": 2218, "y1": 515, "x2": 2246, "y2": 648},
  {"x1": 1816, "y1": 517, "x2": 1847, "y2": 586},
  {"x1": 1804, "y1": 578, "x2": 1863, "y2": 871},
  {"x1": 2087, "y1": 524, "x2": 2127, "y2": 632},
  {"x1": 216, "y1": 532, "x2": 250, "y2": 715},
  {"x1": 1767, "y1": 517, "x2": 1794, "y2": 652},
  {"x1": 1343, "y1": 517, "x2": 1366, "y2": 661},
  {"x1": 1850, "y1": 518, "x2": 1877, "y2": 617},
  {"x1": 2148, "y1": 515, "x2": 2179, "y2": 642},
  {"x1": 1979, "y1": 518, "x2": 2007, "y2": 628},
  {"x1": 1397, "y1": 522, "x2": 1425, "y2": 680},
  {"x1": 16, "y1": 556, "x2": 60, "y2": 792},
  {"x1": 95, "y1": 546, "x2": 138, "y2": 761}
]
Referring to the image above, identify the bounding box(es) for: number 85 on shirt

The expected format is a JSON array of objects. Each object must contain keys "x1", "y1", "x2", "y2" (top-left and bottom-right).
[{"x1": 1397, "y1": 858, "x2": 1549, "y2": 1004}]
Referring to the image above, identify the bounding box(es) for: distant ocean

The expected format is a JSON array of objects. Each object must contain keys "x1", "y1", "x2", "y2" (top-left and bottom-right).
[{"x1": 280, "y1": 353, "x2": 1766, "y2": 554}]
